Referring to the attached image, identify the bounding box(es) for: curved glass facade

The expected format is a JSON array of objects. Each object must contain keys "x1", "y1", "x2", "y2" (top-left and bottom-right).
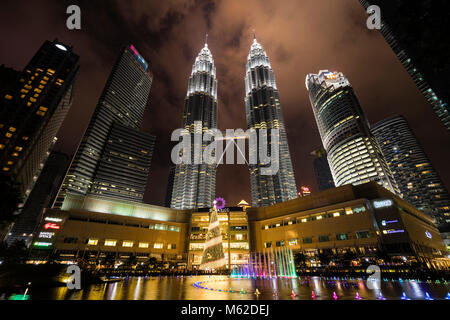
[{"x1": 306, "y1": 70, "x2": 399, "y2": 195}]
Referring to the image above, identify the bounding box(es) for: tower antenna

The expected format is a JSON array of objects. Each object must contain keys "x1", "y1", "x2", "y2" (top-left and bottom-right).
[{"x1": 205, "y1": 33, "x2": 208, "y2": 45}]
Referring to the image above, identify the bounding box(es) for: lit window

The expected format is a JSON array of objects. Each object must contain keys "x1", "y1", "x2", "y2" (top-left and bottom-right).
[
  {"x1": 7, "y1": 161, "x2": 13, "y2": 165},
  {"x1": 167, "y1": 244, "x2": 176, "y2": 250},
  {"x1": 3, "y1": 167, "x2": 10, "y2": 171},
  {"x1": 5, "y1": 132, "x2": 12, "y2": 138},
  {"x1": 138, "y1": 242, "x2": 149, "y2": 248},
  {"x1": 22, "y1": 136, "x2": 29, "y2": 140},
  {"x1": 104, "y1": 240, "x2": 117, "y2": 246},
  {"x1": 87, "y1": 239, "x2": 98, "y2": 246},
  {"x1": 0, "y1": 144, "x2": 5, "y2": 150},
  {"x1": 153, "y1": 243, "x2": 163, "y2": 249},
  {"x1": 15, "y1": 146, "x2": 23, "y2": 152},
  {"x1": 288, "y1": 238, "x2": 298, "y2": 246},
  {"x1": 9, "y1": 127, "x2": 16, "y2": 132},
  {"x1": 235, "y1": 234, "x2": 243, "y2": 241},
  {"x1": 39, "y1": 106, "x2": 48, "y2": 112},
  {"x1": 122, "y1": 241, "x2": 134, "y2": 247},
  {"x1": 4, "y1": 94, "x2": 13, "y2": 100},
  {"x1": 12, "y1": 152, "x2": 19, "y2": 157}
]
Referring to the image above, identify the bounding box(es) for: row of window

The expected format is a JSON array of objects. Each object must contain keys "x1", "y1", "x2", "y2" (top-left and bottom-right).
[
  {"x1": 262, "y1": 206, "x2": 366, "y2": 230},
  {"x1": 65, "y1": 238, "x2": 177, "y2": 249},
  {"x1": 68, "y1": 216, "x2": 181, "y2": 232},
  {"x1": 264, "y1": 231, "x2": 371, "y2": 248}
]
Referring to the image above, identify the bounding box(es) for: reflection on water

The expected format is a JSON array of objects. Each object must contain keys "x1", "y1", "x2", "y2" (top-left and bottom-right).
[{"x1": 2, "y1": 276, "x2": 450, "y2": 300}]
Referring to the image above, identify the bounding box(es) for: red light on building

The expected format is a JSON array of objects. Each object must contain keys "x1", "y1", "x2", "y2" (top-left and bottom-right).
[
  {"x1": 44, "y1": 223, "x2": 60, "y2": 230},
  {"x1": 298, "y1": 186, "x2": 311, "y2": 197}
]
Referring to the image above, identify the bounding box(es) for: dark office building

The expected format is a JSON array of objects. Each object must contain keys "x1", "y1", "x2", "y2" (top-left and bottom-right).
[
  {"x1": 0, "y1": 40, "x2": 79, "y2": 199},
  {"x1": 54, "y1": 45, "x2": 154, "y2": 208},
  {"x1": 311, "y1": 147, "x2": 335, "y2": 191},
  {"x1": 165, "y1": 166, "x2": 176, "y2": 208},
  {"x1": 89, "y1": 122, "x2": 156, "y2": 201},
  {"x1": 372, "y1": 115, "x2": 450, "y2": 227},
  {"x1": 245, "y1": 38, "x2": 298, "y2": 207},
  {"x1": 360, "y1": 0, "x2": 450, "y2": 131},
  {"x1": 6, "y1": 151, "x2": 70, "y2": 246}
]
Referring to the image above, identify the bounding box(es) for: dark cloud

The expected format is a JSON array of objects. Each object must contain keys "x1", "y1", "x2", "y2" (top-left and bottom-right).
[{"x1": 1, "y1": 0, "x2": 448, "y2": 207}]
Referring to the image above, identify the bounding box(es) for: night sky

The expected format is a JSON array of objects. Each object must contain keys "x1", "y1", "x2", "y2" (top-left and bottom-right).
[{"x1": 1, "y1": 0, "x2": 449, "y2": 207}]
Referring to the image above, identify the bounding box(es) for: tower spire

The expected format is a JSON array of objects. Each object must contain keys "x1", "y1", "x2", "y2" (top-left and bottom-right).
[{"x1": 205, "y1": 33, "x2": 208, "y2": 46}]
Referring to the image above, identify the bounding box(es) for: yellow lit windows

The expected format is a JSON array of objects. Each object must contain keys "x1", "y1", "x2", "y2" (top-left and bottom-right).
[
  {"x1": 39, "y1": 106, "x2": 48, "y2": 112},
  {"x1": 27, "y1": 102, "x2": 32, "y2": 107},
  {"x1": 104, "y1": 240, "x2": 117, "y2": 246},
  {"x1": 138, "y1": 242, "x2": 149, "y2": 248},
  {"x1": 235, "y1": 234, "x2": 243, "y2": 241},
  {"x1": 12, "y1": 152, "x2": 19, "y2": 157},
  {"x1": 47, "y1": 69, "x2": 55, "y2": 74},
  {"x1": 36, "y1": 111, "x2": 45, "y2": 116},
  {"x1": 9, "y1": 127, "x2": 16, "y2": 132},
  {"x1": 87, "y1": 239, "x2": 98, "y2": 246},
  {"x1": 14, "y1": 146, "x2": 23, "y2": 152},
  {"x1": 4, "y1": 94, "x2": 13, "y2": 100},
  {"x1": 167, "y1": 244, "x2": 176, "y2": 250},
  {"x1": 3, "y1": 167, "x2": 10, "y2": 172},
  {"x1": 0, "y1": 124, "x2": 3, "y2": 129},
  {"x1": 122, "y1": 241, "x2": 134, "y2": 248},
  {"x1": 20, "y1": 94, "x2": 26, "y2": 99},
  {"x1": 7, "y1": 161, "x2": 13, "y2": 165},
  {"x1": 43, "y1": 76, "x2": 49, "y2": 81},
  {"x1": 22, "y1": 136, "x2": 29, "y2": 141},
  {"x1": 34, "y1": 88, "x2": 42, "y2": 93},
  {"x1": 5, "y1": 132, "x2": 12, "y2": 138},
  {"x1": 153, "y1": 243, "x2": 163, "y2": 249},
  {"x1": 0, "y1": 144, "x2": 5, "y2": 150},
  {"x1": 29, "y1": 97, "x2": 37, "y2": 103}
]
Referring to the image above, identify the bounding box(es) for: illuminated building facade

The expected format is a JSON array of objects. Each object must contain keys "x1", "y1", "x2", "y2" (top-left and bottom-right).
[
  {"x1": 0, "y1": 40, "x2": 79, "y2": 198},
  {"x1": 31, "y1": 183, "x2": 449, "y2": 270},
  {"x1": 306, "y1": 70, "x2": 399, "y2": 195},
  {"x1": 311, "y1": 147, "x2": 335, "y2": 191},
  {"x1": 360, "y1": 0, "x2": 450, "y2": 131},
  {"x1": 54, "y1": 45, "x2": 154, "y2": 208},
  {"x1": 247, "y1": 182, "x2": 449, "y2": 269},
  {"x1": 372, "y1": 115, "x2": 450, "y2": 227},
  {"x1": 188, "y1": 207, "x2": 249, "y2": 270},
  {"x1": 171, "y1": 42, "x2": 217, "y2": 209},
  {"x1": 245, "y1": 38, "x2": 297, "y2": 207}
]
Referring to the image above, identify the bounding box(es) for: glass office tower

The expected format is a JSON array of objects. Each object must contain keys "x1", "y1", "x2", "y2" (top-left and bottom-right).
[
  {"x1": 54, "y1": 45, "x2": 155, "y2": 208},
  {"x1": 372, "y1": 115, "x2": 450, "y2": 226},
  {"x1": 306, "y1": 70, "x2": 399, "y2": 195}
]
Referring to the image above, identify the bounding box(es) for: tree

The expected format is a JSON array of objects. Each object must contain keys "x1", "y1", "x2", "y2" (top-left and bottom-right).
[
  {"x1": 318, "y1": 252, "x2": 331, "y2": 266},
  {"x1": 294, "y1": 252, "x2": 307, "y2": 268},
  {"x1": 0, "y1": 240, "x2": 28, "y2": 264},
  {"x1": 0, "y1": 174, "x2": 22, "y2": 230}
]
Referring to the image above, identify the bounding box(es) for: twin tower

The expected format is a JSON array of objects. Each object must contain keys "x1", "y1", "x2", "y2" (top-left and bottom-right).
[{"x1": 170, "y1": 38, "x2": 298, "y2": 209}]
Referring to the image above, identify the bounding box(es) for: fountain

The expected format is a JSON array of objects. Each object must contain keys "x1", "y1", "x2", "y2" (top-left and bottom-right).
[{"x1": 230, "y1": 247, "x2": 297, "y2": 279}]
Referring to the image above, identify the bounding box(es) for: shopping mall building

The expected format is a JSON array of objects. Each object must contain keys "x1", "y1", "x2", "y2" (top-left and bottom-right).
[{"x1": 31, "y1": 182, "x2": 450, "y2": 270}]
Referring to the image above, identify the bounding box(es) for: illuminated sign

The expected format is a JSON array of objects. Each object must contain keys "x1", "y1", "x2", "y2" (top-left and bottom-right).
[
  {"x1": 373, "y1": 199, "x2": 393, "y2": 209},
  {"x1": 44, "y1": 217, "x2": 63, "y2": 222},
  {"x1": 130, "y1": 44, "x2": 149, "y2": 72},
  {"x1": 425, "y1": 231, "x2": 432, "y2": 239},
  {"x1": 323, "y1": 72, "x2": 337, "y2": 80},
  {"x1": 39, "y1": 232, "x2": 55, "y2": 239},
  {"x1": 214, "y1": 197, "x2": 226, "y2": 210},
  {"x1": 55, "y1": 44, "x2": 67, "y2": 51},
  {"x1": 33, "y1": 242, "x2": 52, "y2": 247},
  {"x1": 44, "y1": 223, "x2": 60, "y2": 230},
  {"x1": 381, "y1": 219, "x2": 398, "y2": 226}
]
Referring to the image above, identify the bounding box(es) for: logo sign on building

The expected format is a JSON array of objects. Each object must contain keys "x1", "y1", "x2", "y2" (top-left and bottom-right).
[
  {"x1": 373, "y1": 199, "x2": 393, "y2": 209},
  {"x1": 39, "y1": 232, "x2": 55, "y2": 239},
  {"x1": 425, "y1": 231, "x2": 432, "y2": 239},
  {"x1": 45, "y1": 217, "x2": 63, "y2": 223},
  {"x1": 44, "y1": 223, "x2": 61, "y2": 230}
]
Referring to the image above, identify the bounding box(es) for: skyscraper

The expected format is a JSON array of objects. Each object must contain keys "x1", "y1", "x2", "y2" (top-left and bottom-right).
[
  {"x1": 170, "y1": 41, "x2": 217, "y2": 209},
  {"x1": 245, "y1": 38, "x2": 297, "y2": 207},
  {"x1": 6, "y1": 151, "x2": 69, "y2": 246},
  {"x1": 306, "y1": 70, "x2": 399, "y2": 194},
  {"x1": 165, "y1": 166, "x2": 176, "y2": 208},
  {"x1": 360, "y1": 0, "x2": 450, "y2": 131},
  {"x1": 0, "y1": 40, "x2": 79, "y2": 199},
  {"x1": 54, "y1": 45, "x2": 154, "y2": 208},
  {"x1": 372, "y1": 115, "x2": 450, "y2": 226},
  {"x1": 311, "y1": 147, "x2": 335, "y2": 191}
]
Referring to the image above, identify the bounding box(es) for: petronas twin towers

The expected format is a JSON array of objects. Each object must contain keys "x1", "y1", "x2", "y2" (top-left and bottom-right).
[{"x1": 170, "y1": 37, "x2": 298, "y2": 209}]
